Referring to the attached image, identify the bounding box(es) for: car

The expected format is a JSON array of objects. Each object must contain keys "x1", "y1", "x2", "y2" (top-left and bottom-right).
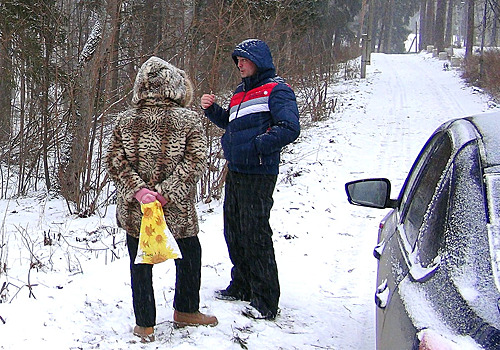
[{"x1": 345, "y1": 112, "x2": 500, "y2": 350}]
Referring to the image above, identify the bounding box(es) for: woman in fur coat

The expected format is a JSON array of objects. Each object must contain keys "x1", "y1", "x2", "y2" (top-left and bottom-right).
[{"x1": 106, "y1": 56, "x2": 218, "y2": 343}]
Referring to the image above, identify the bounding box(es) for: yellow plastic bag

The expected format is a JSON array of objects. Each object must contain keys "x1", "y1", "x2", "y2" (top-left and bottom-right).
[{"x1": 134, "y1": 200, "x2": 182, "y2": 264}]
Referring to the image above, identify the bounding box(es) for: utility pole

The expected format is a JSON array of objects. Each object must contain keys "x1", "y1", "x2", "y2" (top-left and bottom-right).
[
  {"x1": 361, "y1": 0, "x2": 374, "y2": 78},
  {"x1": 361, "y1": 34, "x2": 368, "y2": 78},
  {"x1": 367, "y1": 0, "x2": 374, "y2": 64}
]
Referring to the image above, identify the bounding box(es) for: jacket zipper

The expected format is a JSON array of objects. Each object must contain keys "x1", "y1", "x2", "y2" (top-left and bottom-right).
[
  {"x1": 233, "y1": 88, "x2": 262, "y2": 165},
  {"x1": 234, "y1": 91, "x2": 247, "y2": 120}
]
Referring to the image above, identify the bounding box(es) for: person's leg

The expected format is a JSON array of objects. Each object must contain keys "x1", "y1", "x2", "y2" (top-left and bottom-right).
[
  {"x1": 173, "y1": 236, "x2": 218, "y2": 327},
  {"x1": 221, "y1": 171, "x2": 251, "y2": 299},
  {"x1": 240, "y1": 174, "x2": 280, "y2": 318},
  {"x1": 173, "y1": 236, "x2": 201, "y2": 313},
  {"x1": 126, "y1": 234, "x2": 156, "y2": 327}
]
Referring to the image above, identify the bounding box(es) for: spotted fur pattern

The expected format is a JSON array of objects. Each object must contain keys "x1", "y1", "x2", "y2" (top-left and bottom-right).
[{"x1": 106, "y1": 57, "x2": 206, "y2": 239}]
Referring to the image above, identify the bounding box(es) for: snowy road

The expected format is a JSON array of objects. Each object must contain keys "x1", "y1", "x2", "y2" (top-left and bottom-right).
[
  {"x1": 320, "y1": 52, "x2": 490, "y2": 349},
  {"x1": 0, "y1": 52, "x2": 493, "y2": 350},
  {"x1": 336, "y1": 53, "x2": 490, "y2": 188},
  {"x1": 270, "y1": 51, "x2": 492, "y2": 350}
]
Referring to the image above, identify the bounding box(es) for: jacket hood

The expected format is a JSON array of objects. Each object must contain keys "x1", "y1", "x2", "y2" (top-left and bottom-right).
[
  {"x1": 232, "y1": 39, "x2": 275, "y2": 76},
  {"x1": 131, "y1": 56, "x2": 193, "y2": 107}
]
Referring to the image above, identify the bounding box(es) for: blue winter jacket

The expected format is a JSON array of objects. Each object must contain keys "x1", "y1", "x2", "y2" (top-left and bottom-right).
[{"x1": 204, "y1": 39, "x2": 300, "y2": 175}]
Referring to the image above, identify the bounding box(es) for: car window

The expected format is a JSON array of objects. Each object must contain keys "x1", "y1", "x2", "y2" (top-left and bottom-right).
[
  {"x1": 416, "y1": 168, "x2": 451, "y2": 267},
  {"x1": 399, "y1": 132, "x2": 442, "y2": 212},
  {"x1": 401, "y1": 134, "x2": 453, "y2": 248},
  {"x1": 485, "y1": 171, "x2": 500, "y2": 224},
  {"x1": 486, "y1": 173, "x2": 500, "y2": 289}
]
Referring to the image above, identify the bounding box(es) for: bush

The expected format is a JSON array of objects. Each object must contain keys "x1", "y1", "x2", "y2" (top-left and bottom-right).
[{"x1": 461, "y1": 50, "x2": 500, "y2": 100}]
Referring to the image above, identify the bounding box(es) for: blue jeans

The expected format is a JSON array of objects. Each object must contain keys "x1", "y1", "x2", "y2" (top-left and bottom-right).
[{"x1": 127, "y1": 234, "x2": 201, "y2": 327}]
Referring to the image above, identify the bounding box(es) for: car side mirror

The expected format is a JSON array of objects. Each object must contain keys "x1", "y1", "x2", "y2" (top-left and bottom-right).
[{"x1": 345, "y1": 178, "x2": 396, "y2": 209}]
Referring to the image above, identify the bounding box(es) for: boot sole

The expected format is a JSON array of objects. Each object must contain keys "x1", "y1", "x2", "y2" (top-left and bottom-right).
[
  {"x1": 173, "y1": 320, "x2": 218, "y2": 329},
  {"x1": 215, "y1": 295, "x2": 240, "y2": 301},
  {"x1": 133, "y1": 333, "x2": 155, "y2": 343},
  {"x1": 215, "y1": 293, "x2": 250, "y2": 302}
]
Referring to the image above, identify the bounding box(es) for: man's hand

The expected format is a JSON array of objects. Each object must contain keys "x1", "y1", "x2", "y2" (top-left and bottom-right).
[{"x1": 200, "y1": 94, "x2": 216, "y2": 110}]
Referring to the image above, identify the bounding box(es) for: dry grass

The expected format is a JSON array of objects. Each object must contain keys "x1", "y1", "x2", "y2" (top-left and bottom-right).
[{"x1": 461, "y1": 49, "x2": 500, "y2": 100}]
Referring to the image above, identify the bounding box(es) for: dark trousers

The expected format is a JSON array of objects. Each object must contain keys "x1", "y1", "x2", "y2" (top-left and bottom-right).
[
  {"x1": 223, "y1": 170, "x2": 280, "y2": 316},
  {"x1": 127, "y1": 234, "x2": 201, "y2": 327}
]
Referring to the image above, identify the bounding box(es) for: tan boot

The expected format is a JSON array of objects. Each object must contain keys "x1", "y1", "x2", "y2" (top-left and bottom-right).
[
  {"x1": 133, "y1": 325, "x2": 155, "y2": 343},
  {"x1": 173, "y1": 310, "x2": 218, "y2": 328}
]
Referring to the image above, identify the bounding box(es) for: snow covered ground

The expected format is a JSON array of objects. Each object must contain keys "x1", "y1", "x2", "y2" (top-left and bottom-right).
[{"x1": 0, "y1": 52, "x2": 495, "y2": 350}]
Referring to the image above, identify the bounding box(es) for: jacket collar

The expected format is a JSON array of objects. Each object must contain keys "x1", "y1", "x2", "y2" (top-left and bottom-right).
[{"x1": 242, "y1": 68, "x2": 276, "y2": 91}]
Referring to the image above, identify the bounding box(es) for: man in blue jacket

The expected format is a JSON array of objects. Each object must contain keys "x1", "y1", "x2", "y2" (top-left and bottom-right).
[{"x1": 201, "y1": 39, "x2": 300, "y2": 320}]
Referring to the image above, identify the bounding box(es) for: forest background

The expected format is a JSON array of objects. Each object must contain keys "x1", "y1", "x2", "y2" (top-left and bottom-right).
[{"x1": 0, "y1": 0, "x2": 497, "y2": 220}]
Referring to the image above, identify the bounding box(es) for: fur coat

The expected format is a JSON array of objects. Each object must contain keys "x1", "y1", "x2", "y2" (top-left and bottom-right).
[{"x1": 106, "y1": 56, "x2": 207, "y2": 239}]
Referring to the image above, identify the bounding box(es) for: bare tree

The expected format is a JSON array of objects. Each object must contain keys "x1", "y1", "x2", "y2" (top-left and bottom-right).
[
  {"x1": 435, "y1": 0, "x2": 447, "y2": 51},
  {"x1": 0, "y1": 0, "x2": 364, "y2": 214},
  {"x1": 0, "y1": 41, "x2": 12, "y2": 144},
  {"x1": 426, "y1": 0, "x2": 436, "y2": 49},
  {"x1": 466, "y1": 0, "x2": 475, "y2": 57},
  {"x1": 419, "y1": 0, "x2": 428, "y2": 49},
  {"x1": 445, "y1": 0, "x2": 454, "y2": 47}
]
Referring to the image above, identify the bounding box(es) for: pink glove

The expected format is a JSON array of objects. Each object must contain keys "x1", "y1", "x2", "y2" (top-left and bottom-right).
[
  {"x1": 134, "y1": 188, "x2": 158, "y2": 204},
  {"x1": 156, "y1": 193, "x2": 168, "y2": 206}
]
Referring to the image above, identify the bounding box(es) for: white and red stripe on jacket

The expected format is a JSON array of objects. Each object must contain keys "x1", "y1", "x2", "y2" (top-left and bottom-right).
[{"x1": 229, "y1": 82, "x2": 279, "y2": 122}]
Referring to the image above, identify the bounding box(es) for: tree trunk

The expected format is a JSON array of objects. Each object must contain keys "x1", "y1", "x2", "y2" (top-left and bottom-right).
[
  {"x1": 465, "y1": 0, "x2": 474, "y2": 57},
  {"x1": 18, "y1": 65, "x2": 26, "y2": 196},
  {"x1": 0, "y1": 40, "x2": 12, "y2": 144},
  {"x1": 491, "y1": 12, "x2": 498, "y2": 47},
  {"x1": 434, "y1": 0, "x2": 447, "y2": 51},
  {"x1": 479, "y1": 0, "x2": 487, "y2": 79},
  {"x1": 109, "y1": 0, "x2": 121, "y2": 102},
  {"x1": 379, "y1": 0, "x2": 394, "y2": 53},
  {"x1": 445, "y1": 0, "x2": 454, "y2": 47},
  {"x1": 42, "y1": 36, "x2": 53, "y2": 192},
  {"x1": 385, "y1": 0, "x2": 394, "y2": 53},
  {"x1": 425, "y1": 0, "x2": 435, "y2": 49},
  {"x1": 419, "y1": 0, "x2": 428, "y2": 50},
  {"x1": 143, "y1": 0, "x2": 160, "y2": 55}
]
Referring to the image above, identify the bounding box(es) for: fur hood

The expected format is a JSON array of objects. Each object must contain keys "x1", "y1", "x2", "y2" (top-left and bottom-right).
[{"x1": 131, "y1": 56, "x2": 193, "y2": 107}]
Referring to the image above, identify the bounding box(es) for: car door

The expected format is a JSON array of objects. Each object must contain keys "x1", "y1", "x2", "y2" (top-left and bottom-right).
[{"x1": 376, "y1": 131, "x2": 453, "y2": 349}]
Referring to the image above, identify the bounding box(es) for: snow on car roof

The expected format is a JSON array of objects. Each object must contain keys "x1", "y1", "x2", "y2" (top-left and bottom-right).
[{"x1": 467, "y1": 111, "x2": 500, "y2": 168}]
